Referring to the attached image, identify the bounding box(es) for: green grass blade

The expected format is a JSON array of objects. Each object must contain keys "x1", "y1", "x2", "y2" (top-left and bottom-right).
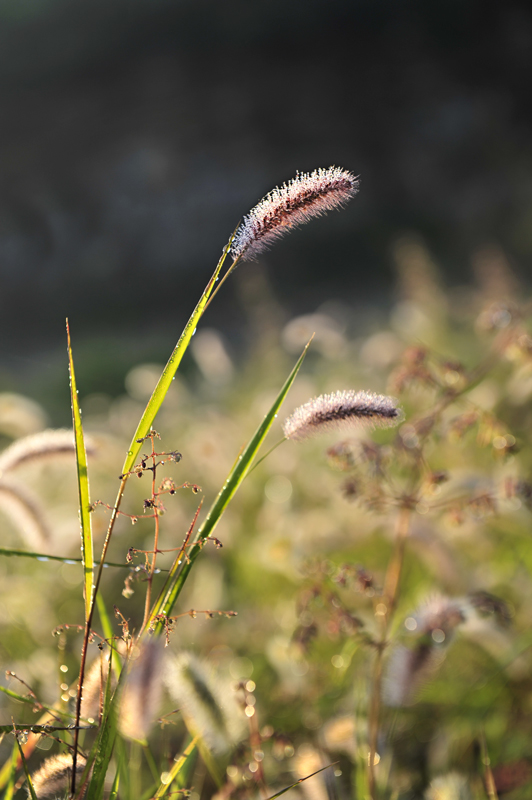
[
  {"x1": 3, "y1": 739, "x2": 18, "y2": 800},
  {"x1": 0, "y1": 546, "x2": 132, "y2": 569},
  {"x1": 0, "y1": 686, "x2": 78, "y2": 721},
  {"x1": 96, "y1": 593, "x2": 123, "y2": 676},
  {"x1": 0, "y1": 725, "x2": 94, "y2": 734},
  {"x1": 109, "y1": 768, "x2": 120, "y2": 800},
  {"x1": 151, "y1": 736, "x2": 198, "y2": 799},
  {"x1": 151, "y1": 339, "x2": 312, "y2": 624},
  {"x1": 120, "y1": 240, "x2": 232, "y2": 479},
  {"x1": 96, "y1": 592, "x2": 114, "y2": 643},
  {"x1": 85, "y1": 654, "x2": 125, "y2": 800},
  {"x1": 67, "y1": 320, "x2": 94, "y2": 621},
  {"x1": 15, "y1": 737, "x2": 38, "y2": 800}
]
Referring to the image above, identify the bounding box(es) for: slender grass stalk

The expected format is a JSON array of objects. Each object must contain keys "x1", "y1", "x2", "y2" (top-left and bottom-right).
[
  {"x1": 263, "y1": 763, "x2": 338, "y2": 800},
  {"x1": 481, "y1": 731, "x2": 499, "y2": 800},
  {"x1": 247, "y1": 436, "x2": 287, "y2": 475},
  {"x1": 367, "y1": 505, "x2": 411, "y2": 800},
  {"x1": 143, "y1": 434, "x2": 162, "y2": 629}
]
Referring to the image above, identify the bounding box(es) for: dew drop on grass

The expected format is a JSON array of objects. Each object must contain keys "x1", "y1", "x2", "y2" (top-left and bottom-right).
[
  {"x1": 37, "y1": 556, "x2": 49, "y2": 562},
  {"x1": 64, "y1": 560, "x2": 76, "y2": 565}
]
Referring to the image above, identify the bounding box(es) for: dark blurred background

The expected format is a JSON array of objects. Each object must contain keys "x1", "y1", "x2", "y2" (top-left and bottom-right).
[{"x1": 1, "y1": 0, "x2": 531, "y2": 416}]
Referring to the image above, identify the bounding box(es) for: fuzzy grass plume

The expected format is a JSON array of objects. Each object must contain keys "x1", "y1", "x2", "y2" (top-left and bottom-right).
[
  {"x1": 0, "y1": 429, "x2": 94, "y2": 476},
  {"x1": 119, "y1": 638, "x2": 165, "y2": 742},
  {"x1": 282, "y1": 389, "x2": 401, "y2": 441},
  {"x1": 165, "y1": 652, "x2": 245, "y2": 754},
  {"x1": 230, "y1": 166, "x2": 358, "y2": 262},
  {"x1": 30, "y1": 753, "x2": 87, "y2": 799},
  {"x1": 383, "y1": 595, "x2": 465, "y2": 707}
]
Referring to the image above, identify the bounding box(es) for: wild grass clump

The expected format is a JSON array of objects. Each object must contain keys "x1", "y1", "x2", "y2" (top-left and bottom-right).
[{"x1": 1, "y1": 171, "x2": 532, "y2": 799}]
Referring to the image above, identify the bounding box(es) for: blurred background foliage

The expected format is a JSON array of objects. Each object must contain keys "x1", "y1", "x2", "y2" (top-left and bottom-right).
[{"x1": 2, "y1": 242, "x2": 532, "y2": 796}]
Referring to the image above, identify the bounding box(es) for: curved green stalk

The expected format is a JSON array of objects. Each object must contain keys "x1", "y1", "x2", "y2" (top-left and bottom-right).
[{"x1": 120, "y1": 236, "x2": 234, "y2": 479}]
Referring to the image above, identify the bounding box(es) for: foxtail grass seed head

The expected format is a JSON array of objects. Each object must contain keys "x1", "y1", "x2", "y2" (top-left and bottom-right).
[
  {"x1": 383, "y1": 595, "x2": 465, "y2": 707},
  {"x1": 165, "y1": 652, "x2": 245, "y2": 754},
  {"x1": 80, "y1": 654, "x2": 113, "y2": 724},
  {"x1": 283, "y1": 390, "x2": 401, "y2": 441},
  {"x1": 0, "y1": 429, "x2": 95, "y2": 476},
  {"x1": 0, "y1": 479, "x2": 51, "y2": 547},
  {"x1": 119, "y1": 638, "x2": 165, "y2": 742},
  {"x1": 30, "y1": 753, "x2": 87, "y2": 799},
  {"x1": 230, "y1": 166, "x2": 359, "y2": 262},
  {"x1": 424, "y1": 772, "x2": 472, "y2": 800}
]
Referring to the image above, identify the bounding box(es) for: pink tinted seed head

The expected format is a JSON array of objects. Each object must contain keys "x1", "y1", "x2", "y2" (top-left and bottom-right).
[
  {"x1": 282, "y1": 390, "x2": 401, "y2": 442},
  {"x1": 231, "y1": 167, "x2": 359, "y2": 262}
]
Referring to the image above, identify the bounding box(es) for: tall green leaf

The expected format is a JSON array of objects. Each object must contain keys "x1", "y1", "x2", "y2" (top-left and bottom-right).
[
  {"x1": 15, "y1": 738, "x2": 37, "y2": 800},
  {"x1": 3, "y1": 740, "x2": 18, "y2": 800},
  {"x1": 67, "y1": 320, "x2": 94, "y2": 621},
  {"x1": 151, "y1": 736, "x2": 198, "y2": 799},
  {"x1": 120, "y1": 238, "x2": 232, "y2": 479},
  {"x1": 150, "y1": 339, "x2": 312, "y2": 624}
]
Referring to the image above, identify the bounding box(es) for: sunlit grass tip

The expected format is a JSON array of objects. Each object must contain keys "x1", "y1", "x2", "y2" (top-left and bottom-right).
[
  {"x1": 282, "y1": 389, "x2": 401, "y2": 441},
  {"x1": 230, "y1": 166, "x2": 359, "y2": 262}
]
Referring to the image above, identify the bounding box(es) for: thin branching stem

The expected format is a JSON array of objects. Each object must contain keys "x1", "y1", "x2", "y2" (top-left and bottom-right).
[{"x1": 143, "y1": 436, "x2": 160, "y2": 630}]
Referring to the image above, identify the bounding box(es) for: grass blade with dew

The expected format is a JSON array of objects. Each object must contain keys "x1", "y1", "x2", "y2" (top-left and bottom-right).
[
  {"x1": 151, "y1": 736, "x2": 199, "y2": 799},
  {"x1": 67, "y1": 319, "x2": 94, "y2": 621},
  {"x1": 15, "y1": 737, "x2": 38, "y2": 800},
  {"x1": 120, "y1": 236, "x2": 233, "y2": 480},
  {"x1": 149, "y1": 338, "x2": 312, "y2": 627},
  {"x1": 0, "y1": 545, "x2": 133, "y2": 569}
]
